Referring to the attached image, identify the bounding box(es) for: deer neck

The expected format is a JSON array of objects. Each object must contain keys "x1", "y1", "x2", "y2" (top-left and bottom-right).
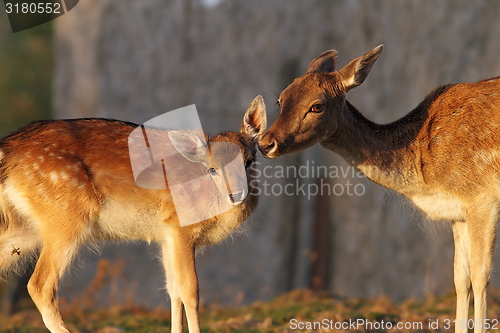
[{"x1": 321, "y1": 100, "x2": 425, "y2": 193}]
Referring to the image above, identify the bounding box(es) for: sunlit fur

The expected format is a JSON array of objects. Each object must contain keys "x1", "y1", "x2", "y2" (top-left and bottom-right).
[
  {"x1": 0, "y1": 95, "x2": 267, "y2": 333},
  {"x1": 260, "y1": 46, "x2": 500, "y2": 333}
]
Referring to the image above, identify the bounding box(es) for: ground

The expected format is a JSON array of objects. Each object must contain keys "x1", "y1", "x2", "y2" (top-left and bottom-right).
[{"x1": 3, "y1": 288, "x2": 500, "y2": 332}]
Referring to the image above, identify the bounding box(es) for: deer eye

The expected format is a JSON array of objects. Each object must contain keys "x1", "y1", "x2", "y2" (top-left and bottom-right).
[
  {"x1": 208, "y1": 167, "x2": 217, "y2": 175},
  {"x1": 310, "y1": 104, "x2": 323, "y2": 113}
]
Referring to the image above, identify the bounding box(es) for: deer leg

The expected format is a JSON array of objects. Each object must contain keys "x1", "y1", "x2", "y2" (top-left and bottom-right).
[
  {"x1": 27, "y1": 239, "x2": 80, "y2": 333},
  {"x1": 161, "y1": 241, "x2": 184, "y2": 333},
  {"x1": 164, "y1": 227, "x2": 200, "y2": 333},
  {"x1": 452, "y1": 221, "x2": 471, "y2": 333},
  {"x1": 467, "y1": 210, "x2": 497, "y2": 333}
]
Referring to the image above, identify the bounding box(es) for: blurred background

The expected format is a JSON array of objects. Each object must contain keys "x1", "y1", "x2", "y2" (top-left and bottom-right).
[{"x1": 1, "y1": 0, "x2": 500, "y2": 313}]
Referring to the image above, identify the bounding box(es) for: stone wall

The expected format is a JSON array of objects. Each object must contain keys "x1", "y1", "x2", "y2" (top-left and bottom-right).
[{"x1": 53, "y1": 0, "x2": 500, "y2": 307}]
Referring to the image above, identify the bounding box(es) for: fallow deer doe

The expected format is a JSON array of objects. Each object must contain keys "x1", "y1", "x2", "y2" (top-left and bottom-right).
[
  {"x1": 259, "y1": 45, "x2": 500, "y2": 333},
  {"x1": 0, "y1": 95, "x2": 267, "y2": 333}
]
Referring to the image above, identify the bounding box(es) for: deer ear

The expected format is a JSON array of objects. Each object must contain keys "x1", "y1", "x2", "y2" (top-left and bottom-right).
[
  {"x1": 241, "y1": 95, "x2": 267, "y2": 141},
  {"x1": 168, "y1": 130, "x2": 208, "y2": 164},
  {"x1": 338, "y1": 44, "x2": 384, "y2": 91},
  {"x1": 306, "y1": 50, "x2": 338, "y2": 74}
]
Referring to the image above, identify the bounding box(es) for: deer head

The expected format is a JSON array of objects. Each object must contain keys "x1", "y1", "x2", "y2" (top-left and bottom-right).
[
  {"x1": 167, "y1": 103, "x2": 265, "y2": 209},
  {"x1": 259, "y1": 45, "x2": 384, "y2": 158}
]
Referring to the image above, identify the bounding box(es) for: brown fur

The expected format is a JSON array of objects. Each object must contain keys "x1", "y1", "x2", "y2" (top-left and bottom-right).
[
  {"x1": 259, "y1": 45, "x2": 500, "y2": 333},
  {"x1": 0, "y1": 96, "x2": 267, "y2": 333}
]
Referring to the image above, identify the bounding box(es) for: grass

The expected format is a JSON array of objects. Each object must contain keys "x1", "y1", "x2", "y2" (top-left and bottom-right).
[
  {"x1": 3, "y1": 287, "x2": 500, "y2": 332},
  {"x1": 0, "y1": 256, "x2": 499, "y2": 332}
]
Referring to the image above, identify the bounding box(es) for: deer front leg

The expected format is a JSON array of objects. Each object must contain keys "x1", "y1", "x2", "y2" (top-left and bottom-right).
[
  {"x1": 164, "y1": 227, "x2": 200, "y2": 333},
  {"x1": 162, "y1": 241, "x2": 183, "y2": 333},
  {"x1": 467, "y1": 212, "x2": 497, "y2": 333},
  {"x1": 452, "y1": 221, "x2": 471, "y2": 333},
  {"x1": 27, "y1": 241, "x2": 80, "y2": 333}
]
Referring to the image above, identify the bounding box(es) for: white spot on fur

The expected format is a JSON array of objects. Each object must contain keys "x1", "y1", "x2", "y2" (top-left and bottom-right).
[
  {"x1": 431, "y1": 136, "x2": 441, "y2": 145},
  {"x1": 71, "y1": 179, "x2": 85, "y2": 189},
  {"x1": 66, "y1": 164, "x2": 81, "y2": 172},
  {"x1": 49, "y1": 172, "x2": 59, "y2": 183}
]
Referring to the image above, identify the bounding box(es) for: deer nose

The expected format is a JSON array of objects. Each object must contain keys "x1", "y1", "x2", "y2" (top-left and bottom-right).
[
  {"x1": 258, "y1": 140, "x2": 278, "y2": 158},
  {"x1": 229, "y1": 188, "x2": 247, "y2": 205}
]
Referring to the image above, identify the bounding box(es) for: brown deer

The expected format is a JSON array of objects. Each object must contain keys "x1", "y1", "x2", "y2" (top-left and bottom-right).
[
  {"x1": 0, "y1": 95, "x2": 267, "y2": 333},
  {"x1": 259, "y1": 45, "x2": 500, "y2": 333}
]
